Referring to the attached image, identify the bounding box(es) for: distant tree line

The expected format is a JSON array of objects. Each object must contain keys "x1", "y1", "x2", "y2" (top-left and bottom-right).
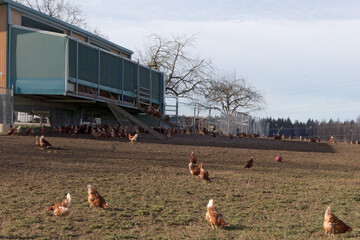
[{"x1": 266, "y1": 117, "x2": 360, "y2": 142}]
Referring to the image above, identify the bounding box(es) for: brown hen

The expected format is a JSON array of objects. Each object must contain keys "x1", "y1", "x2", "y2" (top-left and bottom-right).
[
  {"x1": 189, "y1": 162, "x2": 200, "y2": 176},
  {"x1": 323, "y1": 206, "x2": 352, "y2": 234},
  {"x1": 40, "y1": 135, "x2": 52, "y2": 148},
  {"x1": 35, "y1": 135, "x2": 41, "y2": 147},
  {"x1": 46, "y1": 193, "x2": 71, "y2": 216},
  {"x1": 87, "y1": 185, "x2": 108, "y2": 208},
  {"x1": 244, "y1": 157, "x2": 254, "y2": 169},
  {"x1": 206, "y1": 199, "x2": 227, "y2": 229},
  {"x1": 189, "y1": 151, "x2": 198, "y2": 164},
  {"x1": 199, "y1": 163, "x2": 211, "y2": 183},
  {"x1": 128, "y1": 133, "x2": 138, "y2": 143}
]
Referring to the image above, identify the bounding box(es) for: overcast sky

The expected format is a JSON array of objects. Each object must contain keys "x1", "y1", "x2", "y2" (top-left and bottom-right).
[{"x1": 78, "y1": 0, "x2": 360, "y2": 122}]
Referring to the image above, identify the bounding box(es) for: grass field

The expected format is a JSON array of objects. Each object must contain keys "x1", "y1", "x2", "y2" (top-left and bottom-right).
[{"x1": 0, "y1": 134, "x2": 359, "y2": 239}]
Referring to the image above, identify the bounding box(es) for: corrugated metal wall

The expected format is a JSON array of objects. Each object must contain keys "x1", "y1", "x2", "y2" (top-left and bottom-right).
[
  {"x1": 123, "y1": 60, "x2": 137, "y2": 94},
  {"x1": 139, "y1": 65, "x2": 150, "y2": 89},
  {"x1": 100, "y1": 51, "x2": 122, "y2": 89},
  {"x1": 78, "y1": 43, "x2": 98, "y2": 84},
  {"x1": 151, "y1": 71, "x2": 162, "y2": 102},
  {"x1": 68, "y1": 39, "x2": 163, "y2": 104},
  {"x1": 68, "y1": 39, "x2": 76, "y2": 78}
]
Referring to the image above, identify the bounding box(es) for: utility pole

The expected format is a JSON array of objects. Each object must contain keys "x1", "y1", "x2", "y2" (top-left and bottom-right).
[
  {"x1": 207, "y1": 106, "x2": 211, "y2": 130},
  {"x1": 193, "y1": 103, "x2": 197, "y2": 135},
  {"x1": 175, "y1": 97, "x2": 179, "y2": 126}
]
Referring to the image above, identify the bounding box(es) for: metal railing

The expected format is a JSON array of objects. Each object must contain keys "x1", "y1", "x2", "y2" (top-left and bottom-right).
[{"x1": 165, "y1": 97, "x2": 268, "y2": 135}]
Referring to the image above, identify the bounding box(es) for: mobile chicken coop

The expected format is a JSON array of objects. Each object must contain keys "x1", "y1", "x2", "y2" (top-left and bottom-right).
[{"x1": 0, "y1": 0, "x2": 166, "y2": 130}]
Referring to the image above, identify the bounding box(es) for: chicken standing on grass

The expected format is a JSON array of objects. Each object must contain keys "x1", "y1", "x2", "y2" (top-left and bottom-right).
[
  {"x1": 7, "y1": 126, "x2": 16, "y2": 135},
  {"x1": 25, "y1": 127, "x2": 33, "y2": 135},
  {"x1": 206, "y1": 199, "x2": 227, "y2": 229},
  {"x1": 244, "y1": 157, "x2": 254, "y2": 169},
  {"x1": 35, "y1": 135, "x2": 41, "y2": 147},
  {"x1": 189, "y1": 162, "x2": 201, "y2": 176},
  {"x1": 189, "y1": 151, "x2": 198, "y2": 164},
  {"x1": 199, "y1": 163, "x2": 211, "y2": 182},
  {"x1": 87, "y1": 185, "x2": 108, "y2": 208},
  {"x1": 39, "y1": 135, "x2": 53, "y2": 149},
  {"x1": 128, "y1": 133, "x2": 138, "y2": 143},
  {"x1": 323, "y1": 206, "x2": 352, "y2": 234},
  {"x1": 46, "y1": 193, "x2": 72, "y2": 216}
]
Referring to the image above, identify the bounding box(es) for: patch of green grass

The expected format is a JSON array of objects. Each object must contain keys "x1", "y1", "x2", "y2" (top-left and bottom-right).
[
  {"x1": 105, "y1": 234, "x2": 138, "y2": 239},
  {"x1": 89, "y1": 224, "x2": 102, "y2": 229},
  {"x1": 154, "y1": 236, "x2": 170, "y2": 240},
  {"x1": 62, "y1": 225, "x2": 73, "y2": 230},
  {"x1": 150, "y1": 205, "x2": 164, "y2": 212},
  {"x1": 138, "y1": 210, "x2": 150, "y2": 216},
  {"x1": 121, "y1": 220, "x2": 135, "y2": 230}
]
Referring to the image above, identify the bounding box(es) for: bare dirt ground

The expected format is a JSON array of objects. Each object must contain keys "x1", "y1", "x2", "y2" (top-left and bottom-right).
[{"x1": 0, "y1": 134, "x2": 359, "y2": 240}]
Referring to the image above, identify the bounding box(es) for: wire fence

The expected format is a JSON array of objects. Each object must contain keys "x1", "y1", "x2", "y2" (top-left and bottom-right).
[
  {"x1": 164, "y1": 97, "x2": 360, "y2": 142},
  {"x1": 266, "y1": 125, "x2": 360, "y2": 142},
  {"x1": 165, "y1": 97, "x2": 268, "y2": 135}
]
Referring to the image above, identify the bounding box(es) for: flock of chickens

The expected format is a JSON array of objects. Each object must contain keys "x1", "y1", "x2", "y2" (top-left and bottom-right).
[
  {"x1": 188, "y1": 152, "x2": 212, "y2": 182},
  {"x1": 7, "y1": 124, "x2": 145, "y2": 139},
  {"x1": 6, "y1": 124, "x2": 355, "y2": 235},
  {"x1": 8, "y1": 124, "x2": 360, "y2": 146},
  {"x1": 34, "y1": 134, "x2": 138, "y2": 149},
  {"x1": 46, "y1": 185, "x2": 108, "y2": 216},
  {"x1": 188, "y1": 152, "x2": 353, "y2": 234},
  {"x1": 7, "y1": 124, "x2": 186, "y2": 139},
  {"x1": 40, "y1": 146, "x2": 354, "y2": 234}
]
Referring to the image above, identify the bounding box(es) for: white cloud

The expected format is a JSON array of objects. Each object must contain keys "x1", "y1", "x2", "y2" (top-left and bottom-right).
[
  {"x1": 77, "y1": 1, "x2": 360, "y2": 122},
  {"x1": 80, "y1": 0, "x2": 360, "y2": 22}
]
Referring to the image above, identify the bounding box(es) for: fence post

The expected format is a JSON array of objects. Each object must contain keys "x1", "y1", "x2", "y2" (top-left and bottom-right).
[
  {"x1": 121, "y1": 57, "x2": 124, "y2": 105},
  {"x1": 76, "y1": 40, "x2": 79, "y2": 95},
  {"x1": 193, "y1": 102, "x2": 196, "y2": 135},
  {"x1": 10, "y1": 86, "x2": 13, "y2": 126},
  {"x1": 136, "y1": 60, "x2": 140, "y2": 108},
  {"x1": 208, "y1": 106, "x2": 211, "y2": 130},
  {"x1": 175, "y1": 97, "x2": 179, "y2": 126},
  {"x1": 227, "y1": 112, "x2": 230, "y2": 134}
]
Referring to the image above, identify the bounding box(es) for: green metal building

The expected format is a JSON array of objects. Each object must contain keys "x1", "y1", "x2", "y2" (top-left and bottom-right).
[{"x1": 0, "y1": 0, "x2": 165, "y2": 127}]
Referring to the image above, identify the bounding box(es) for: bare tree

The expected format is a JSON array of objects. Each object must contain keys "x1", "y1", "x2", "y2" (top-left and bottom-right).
[
  {"x1": 16, "y1": 0, "x2": 86, "y2": 27},
  {"x1": 138, "y1": 33, "x2": 213, "y2": 97},
  {"x1": 204, "y1": 72, "x2": 265, "y2": 133},
  {"x1": 15, "y1": 0, "x2": 108, "y2": 39}
]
